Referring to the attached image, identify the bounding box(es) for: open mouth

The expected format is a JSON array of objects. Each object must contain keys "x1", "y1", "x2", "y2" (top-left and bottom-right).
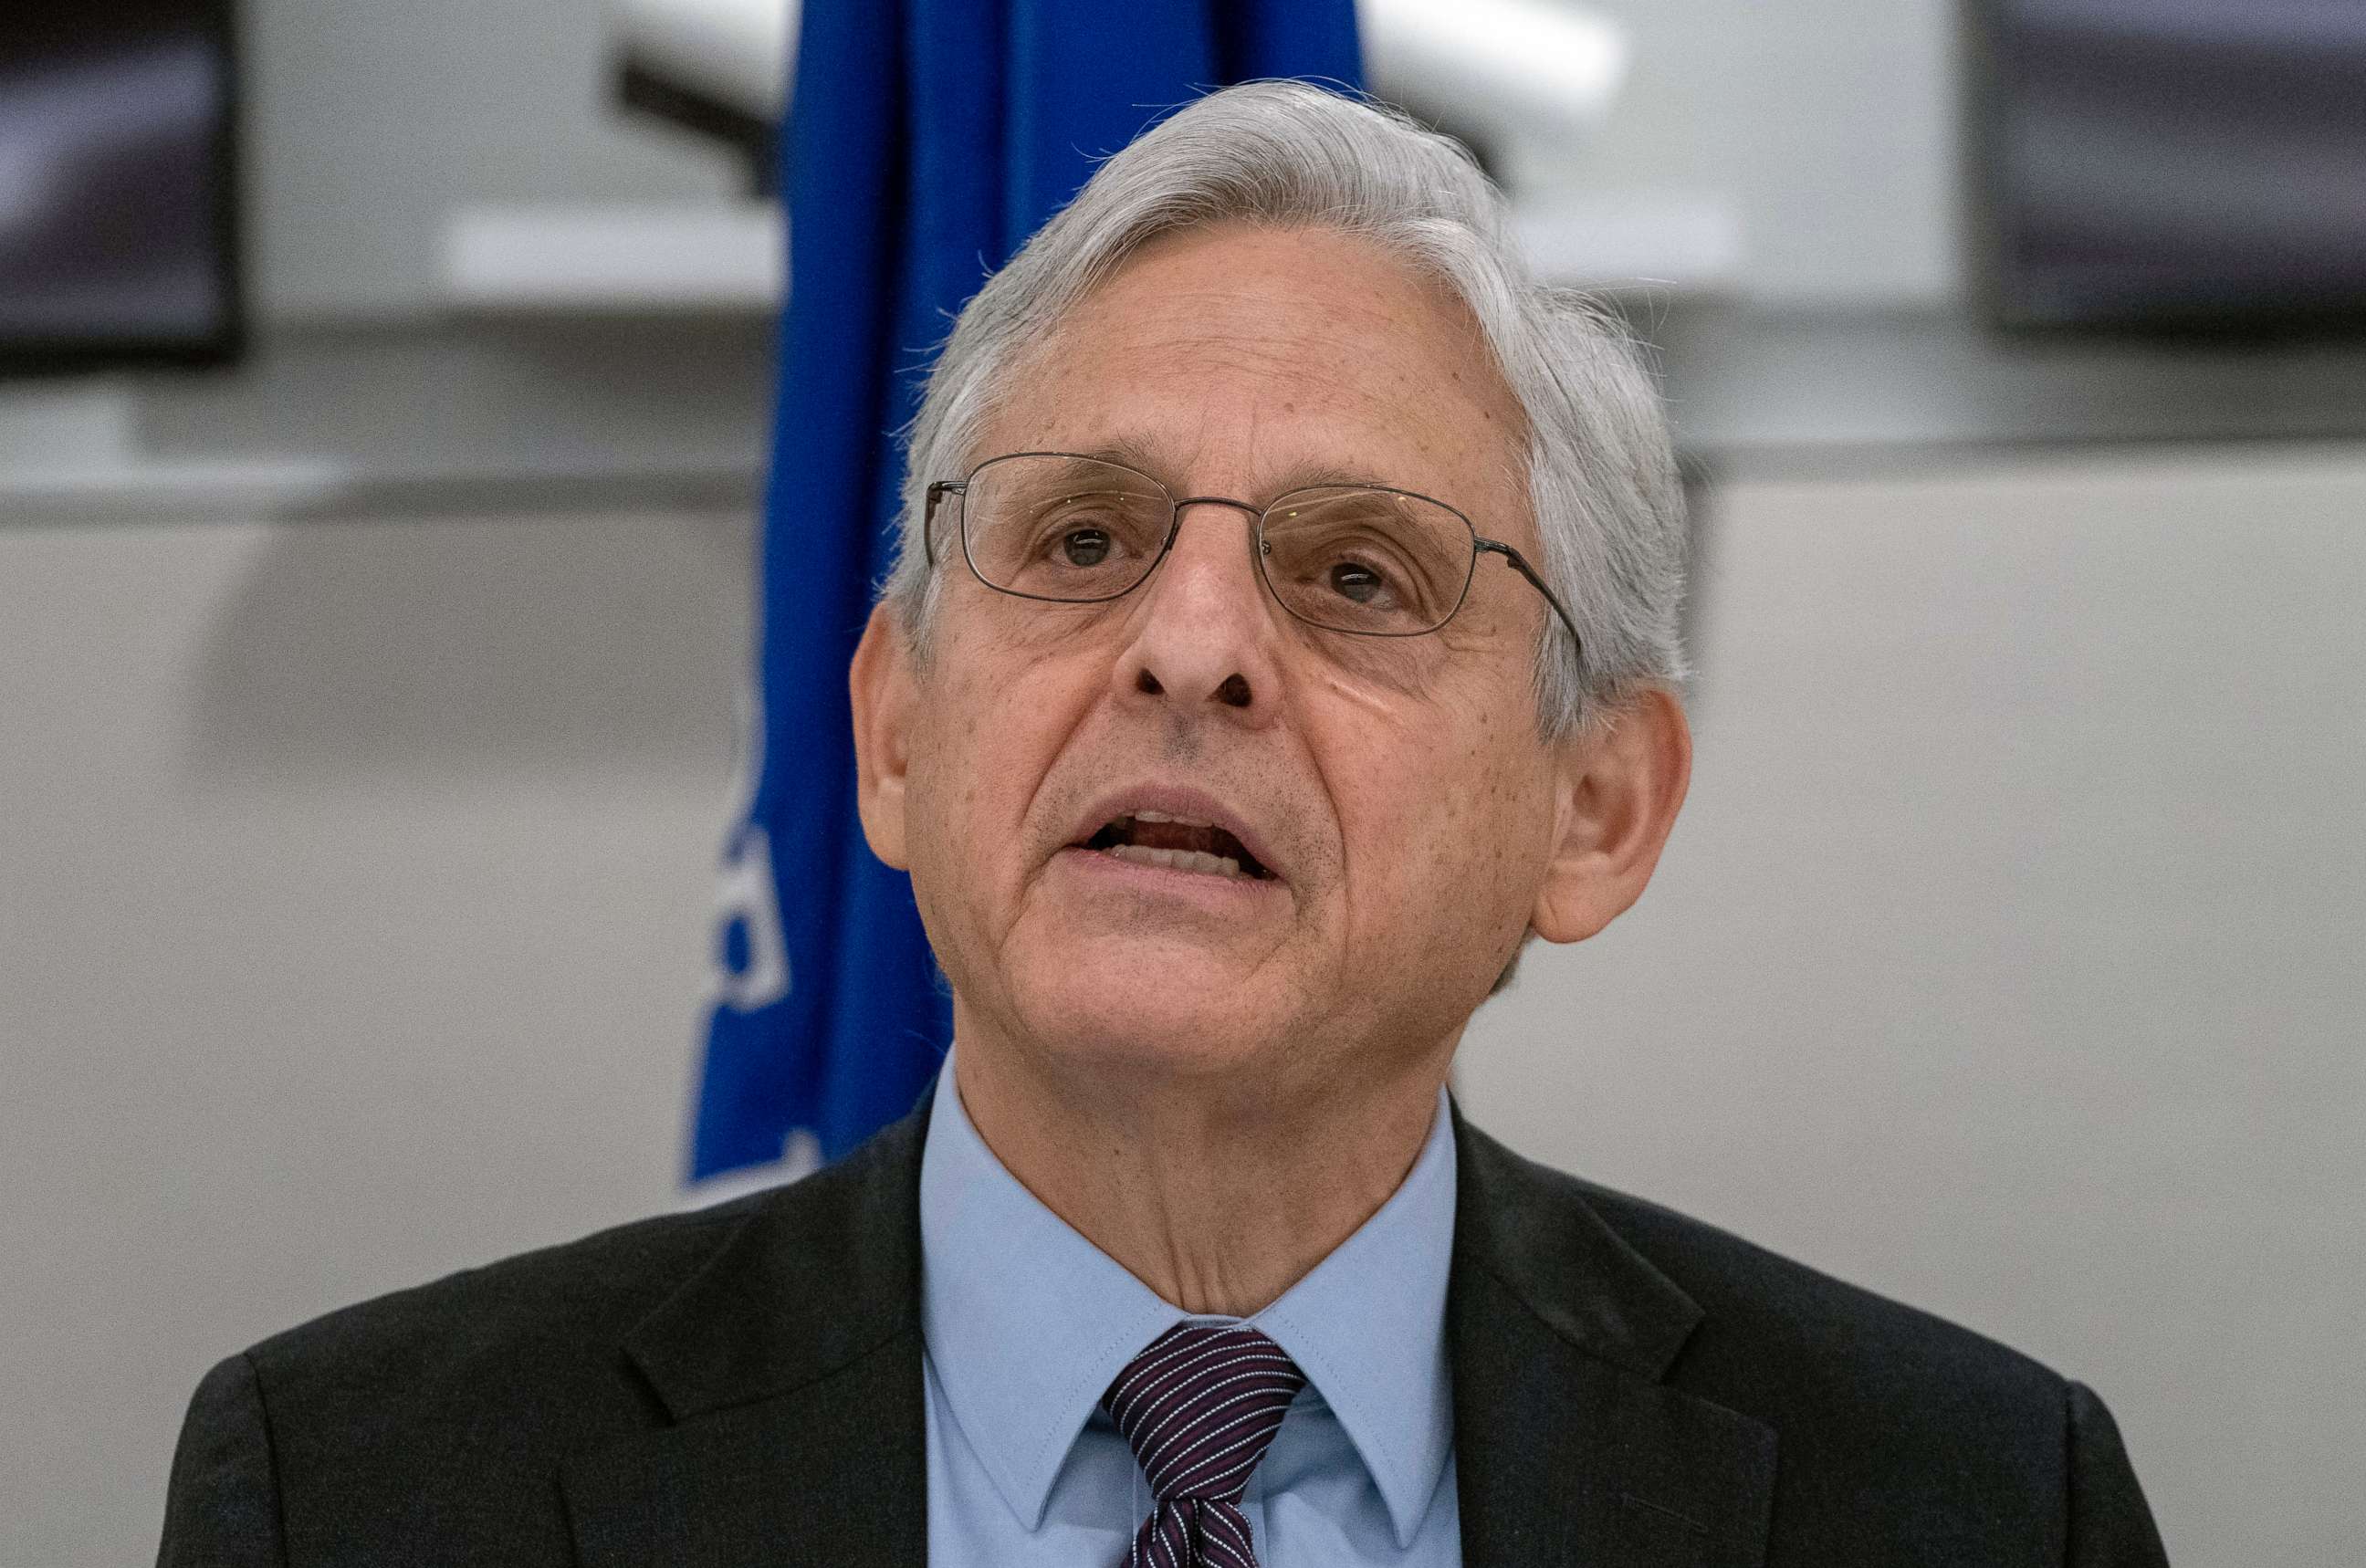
[{"x1": 1077, "y1": 810, "x2": 1274, "y2": 882}]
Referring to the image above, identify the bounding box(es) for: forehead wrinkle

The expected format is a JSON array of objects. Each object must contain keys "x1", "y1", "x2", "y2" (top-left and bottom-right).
[
  {"x1": 1008, "y1": 346, "x2": 1492, "y2": 506},
  {"x1": 983, "y1": 231, "x2": 1527, "y2": 525},
  {"x1": 1091, "y1": 256, "x2": 1509, "y2": 413},
  {"x1": 1060, "y1": 258, "x2": 1450, "y2": 390}
]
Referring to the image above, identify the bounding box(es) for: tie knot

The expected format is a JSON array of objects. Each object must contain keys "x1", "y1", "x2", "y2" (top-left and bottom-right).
[{"x1": 1101, "y1": 1322, "x2": 1306, "y2": 1505}]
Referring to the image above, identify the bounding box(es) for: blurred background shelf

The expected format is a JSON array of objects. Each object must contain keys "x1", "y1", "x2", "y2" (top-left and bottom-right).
[
  {"x1": 433, "y1": 190, "x2": 1742, "y2": 314},
  {"x1": 11, "y1": 307, "x2": 2366, "y2": 524},
  {"x1": 0, "y1": 319, "x2": 771, "y2": 524},
  {"x1": 440, "y1": 203, "x2": 784, "y2": 313},
  {"x1": 1653, "y1": 308, "x2": 2366, "y2": 476}
]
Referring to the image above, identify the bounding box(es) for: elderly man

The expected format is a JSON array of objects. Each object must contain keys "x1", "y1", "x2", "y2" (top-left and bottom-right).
[{"x1": 160, "y1": 84, "x2": 2168, "y2": 1567}]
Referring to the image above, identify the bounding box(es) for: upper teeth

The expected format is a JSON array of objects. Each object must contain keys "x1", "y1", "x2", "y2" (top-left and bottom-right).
[{"x1": 1130, "y1": 810, "x2": 1212, "y2": 828}]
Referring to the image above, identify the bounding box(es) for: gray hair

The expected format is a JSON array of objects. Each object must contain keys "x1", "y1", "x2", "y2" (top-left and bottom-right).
[{"x1": 879, "y1": 80, "x2": 1688, "y2": 734}]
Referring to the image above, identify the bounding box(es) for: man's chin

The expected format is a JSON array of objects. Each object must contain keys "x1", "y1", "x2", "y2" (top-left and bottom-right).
[
  {"x1": 969, "y1": 867, "x2": 1316, "y2": 1079},
  {"x1": 1001, "y1": 956, "x2": 1294, "y2": 1082}
]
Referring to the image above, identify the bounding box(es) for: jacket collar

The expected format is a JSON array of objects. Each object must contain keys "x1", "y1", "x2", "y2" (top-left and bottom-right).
[
  {"x1": 1448, "y1": 1104, "x2": 1777, "y2": 1567},
  {"x1": 560, "y1": 1094, "x2": 1775, "y2": 1568}
]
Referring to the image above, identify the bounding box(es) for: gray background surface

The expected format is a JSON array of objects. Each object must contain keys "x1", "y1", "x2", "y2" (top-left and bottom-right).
[{"x1": 9, "y1": 451, "x2": 2364, "y2": 1565}]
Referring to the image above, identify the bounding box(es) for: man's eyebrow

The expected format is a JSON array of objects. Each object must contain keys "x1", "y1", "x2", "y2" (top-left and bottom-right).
[{"x1": 1063, "y1": 440, "x2": 1388, "y2": 497}]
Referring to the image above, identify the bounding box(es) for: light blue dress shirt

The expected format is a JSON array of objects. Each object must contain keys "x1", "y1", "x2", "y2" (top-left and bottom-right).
[{"x1": 918, "y1": 1057, "x2": 1463, "y2": 1565}]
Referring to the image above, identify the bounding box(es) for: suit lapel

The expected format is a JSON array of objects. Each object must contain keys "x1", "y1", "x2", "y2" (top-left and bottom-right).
[
  {"x1": 1450, "y1": 1112, "x2": 1776, "y2": 1568},
  {"x1": 562, "y1": 1107, "x2": 933, "y2": 1568},
  {"x1": 556, "y1": 1094, "x2": 1777, "y2": 1566}
]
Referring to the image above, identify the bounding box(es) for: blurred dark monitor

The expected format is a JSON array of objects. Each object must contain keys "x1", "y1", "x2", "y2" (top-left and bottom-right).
[
  {"x1": 0, "y1": 1, "x2": 242, "y2": 375},
  {"x1": 1969, "y1": 0, "x2": 2366, "y2": 333}
]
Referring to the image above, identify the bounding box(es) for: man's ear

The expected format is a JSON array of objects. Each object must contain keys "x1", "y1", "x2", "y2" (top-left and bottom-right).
[
  {"x1": 848, "y1": 601, "x2": 917, "y2": 871},
  {"x1": 1531, "y1": 685, "x2": 1692, "y2": 945}
]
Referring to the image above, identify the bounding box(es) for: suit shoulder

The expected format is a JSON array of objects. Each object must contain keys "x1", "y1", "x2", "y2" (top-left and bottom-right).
[
  {"x1": 1453, "y1": 1134, "x2": 2165, "y2": 1559},
  {"x1": 242, "y1": 1186, "x2": 774, "y2": 1407},
  {"x1": 1572, "y1": 1172, "x2": 2064, "y2": 1403},
  {"x1": 1460, "y1": 1125, "x2": 2067, "y2": 1414},
  {"x1": 175, "y1": 1110, "x2": 927, "y2": 1563}
]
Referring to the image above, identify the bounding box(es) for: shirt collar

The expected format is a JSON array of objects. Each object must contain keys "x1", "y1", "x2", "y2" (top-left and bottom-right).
[
  {"x1": 917, "y1": 1053, "x2": 1458, "y2": 1548},
  {"x1": 1251, "y1": 1092, "x2": 1457, "y2": 1548}
]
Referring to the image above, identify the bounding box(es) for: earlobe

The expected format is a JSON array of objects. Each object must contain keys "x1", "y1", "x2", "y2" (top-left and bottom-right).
[
  {"x1": 1529, "y1": 686, "x2": 1692, "y2": 944},
  {"x1": 848, "y1": 602, "x2": 916, "y2": 871}
]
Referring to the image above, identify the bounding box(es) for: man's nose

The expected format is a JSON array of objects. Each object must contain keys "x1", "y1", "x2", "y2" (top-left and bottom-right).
[{"x1": 1111, "y1": 499, "x2": 1284, "y2": 726}]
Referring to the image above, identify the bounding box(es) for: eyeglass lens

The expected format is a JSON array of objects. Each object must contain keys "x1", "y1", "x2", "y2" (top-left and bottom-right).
[{"x1": 959, "y1": 454, "x2": 1476, "y2": 636}]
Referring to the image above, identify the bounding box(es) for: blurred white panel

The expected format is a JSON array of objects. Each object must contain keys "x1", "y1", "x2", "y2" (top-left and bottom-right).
[
  {"x1": 0, "y1": 387, "x2": 139, "y2": 467},
  {"x1": 434, "y1": 185, "x2": 1736, "y2": 310},
  {"x1": 0, "y1": 459, "x2": 351, "y2": 517},
  {"x1": 440, "y1": 201, "x2": 784, "y2": 310},
  {"x1": 1361, "y1": 0, "x2": 1628, "y2": 192},
  {"x1": 1565, "y1": 0, "x2": 1957, "y2": 306},
  {"x1": 236, "y1": 0, "x2": 1956, "y2": 320},
  {"x1": 0, "y1": 387, "x2": 349, "y2": 515},
  {"x1": 1513, "y1": 190, "x2": 1743, "y2": 294},
  {"x1": 245, "y1": 0, "x2": 741, "y2": 320},
  {"x1": 612, "y1": 0, "x2": 798, "y2": 119},
  {"x1": 608, "y1": 0, "x2": 1630, "y2": 198}
]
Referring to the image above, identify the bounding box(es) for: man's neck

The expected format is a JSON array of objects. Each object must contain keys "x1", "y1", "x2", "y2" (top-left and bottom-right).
[{"x1": 949, "y1": 1036, "x2": 1450, "y2": 1317}]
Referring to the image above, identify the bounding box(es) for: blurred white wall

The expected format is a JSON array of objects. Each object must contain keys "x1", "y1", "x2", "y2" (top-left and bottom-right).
[
  {"x1": 5, "y1": 450, "x2": 2361, "y2": 1565},
  {"x1": 0, "y1": 509, "x2": 750, "y2": 1566},
  {"x1": 243, "y1": 0, "x2": 740, "y2": 319},
  {"x1": 1566, "y1": 0, "x2": 1960, "y2": 305},
  {"x1": 1464, "y1": 445, "x2": 2366, "y2": 1566}
]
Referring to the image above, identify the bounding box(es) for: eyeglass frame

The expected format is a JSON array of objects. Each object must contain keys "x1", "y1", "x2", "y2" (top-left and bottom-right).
[{"x1": 922, "y1": 451, "x2": 1585, "y2": 656}]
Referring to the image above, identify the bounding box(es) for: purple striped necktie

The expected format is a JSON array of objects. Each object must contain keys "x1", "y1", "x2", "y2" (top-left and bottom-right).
[{"x1": 1100, "y1": 1321, "x2": 1308, "y2": 1568}]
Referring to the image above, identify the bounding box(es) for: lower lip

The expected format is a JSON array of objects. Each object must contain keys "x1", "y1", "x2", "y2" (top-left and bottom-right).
[{"x1": 1050, "y1": 845, "x2": 1284, "y2": 909}]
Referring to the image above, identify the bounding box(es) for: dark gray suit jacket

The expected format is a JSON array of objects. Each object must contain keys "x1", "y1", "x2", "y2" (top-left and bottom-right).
[{"x1": 159, "y1": 1103, "x2": 2171, "y2": 1565}]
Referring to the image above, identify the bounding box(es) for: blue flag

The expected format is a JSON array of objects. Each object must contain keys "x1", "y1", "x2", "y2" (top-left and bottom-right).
[{"x1": 693, "y1": 1, "x2": 1363, "y2": 1182}]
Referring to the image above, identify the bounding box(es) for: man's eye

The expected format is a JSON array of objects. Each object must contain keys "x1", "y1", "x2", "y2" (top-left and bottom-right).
[
  {"x1": 1326, "y1": 559, "x2": 1395, "y2": 604},
  {"x1": 1060, "y1": 528, "x2": 1113, "y2": 567}
]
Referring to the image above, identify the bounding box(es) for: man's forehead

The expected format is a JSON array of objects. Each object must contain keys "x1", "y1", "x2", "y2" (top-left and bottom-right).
[
  {"x1": 974, "y1": 225, "x2": 1529, "y2": 507},
  {"x1": 1051, "y1": 225, "x2": 1494, "y2": 377}
]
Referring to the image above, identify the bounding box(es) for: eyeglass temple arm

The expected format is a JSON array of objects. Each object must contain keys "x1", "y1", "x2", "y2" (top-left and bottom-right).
[
  {"x1": 1477, "y1": 538, "x2": 1585, "y2": 664},
  {"x1": 923, "y1": 480, "x2": 967, "y2": 568}
]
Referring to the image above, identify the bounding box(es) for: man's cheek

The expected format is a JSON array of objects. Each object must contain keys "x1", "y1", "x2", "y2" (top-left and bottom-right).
[{"x1": 1405, "y1": 782, "x2": 1515, "y2": 917}]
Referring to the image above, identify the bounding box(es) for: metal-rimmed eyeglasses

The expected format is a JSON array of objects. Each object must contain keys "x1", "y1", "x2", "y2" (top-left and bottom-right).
[{"x1": 924, "y1": 451, "x2": 1583, "y2": 652}]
